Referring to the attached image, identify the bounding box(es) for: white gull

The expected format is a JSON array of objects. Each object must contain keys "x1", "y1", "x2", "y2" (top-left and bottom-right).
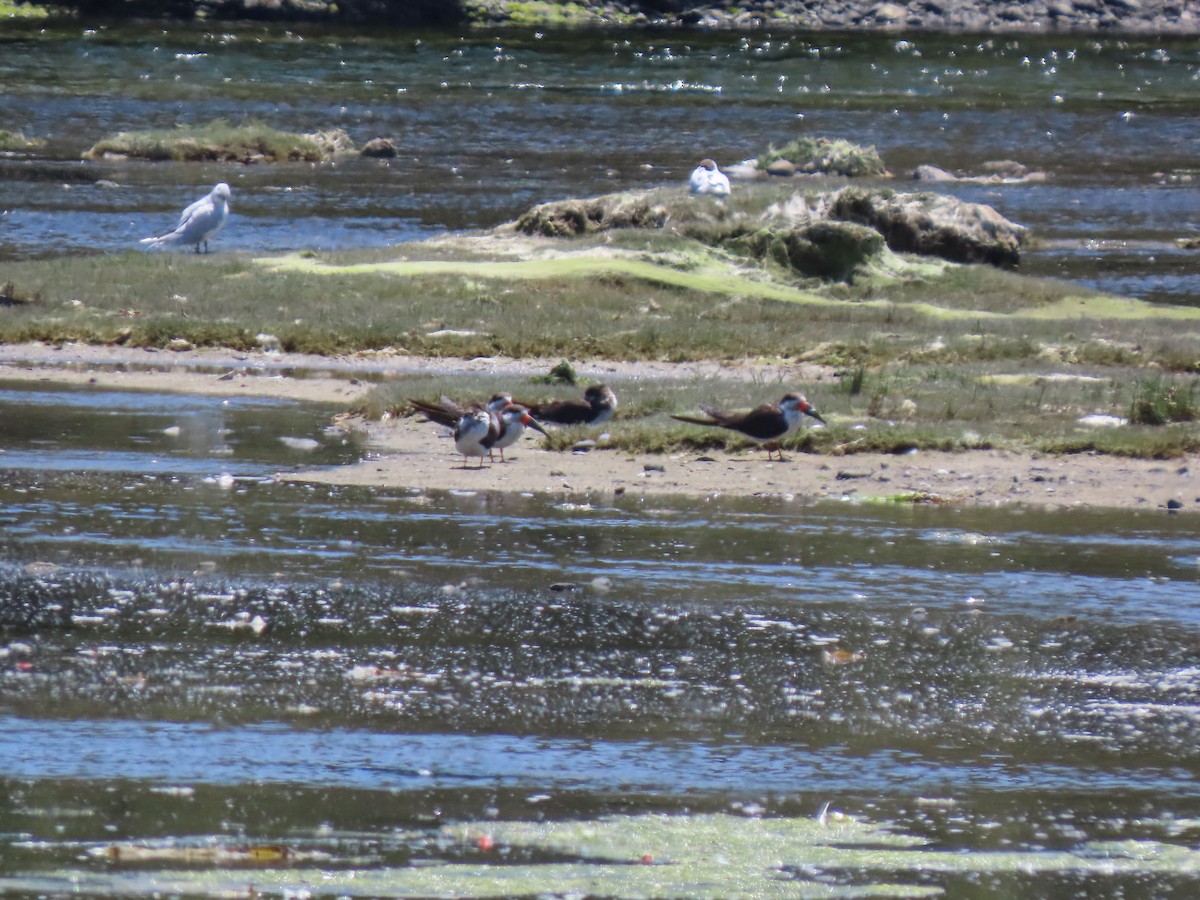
[{"x1": 141, "y1": 182, "x2": 231, "y2": 253}]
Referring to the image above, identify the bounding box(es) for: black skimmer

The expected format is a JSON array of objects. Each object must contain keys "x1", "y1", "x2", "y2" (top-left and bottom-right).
[
  {"x1": 671, "y1": 392, "x2": 825, "y2": 461},
  {"x1": 409, "y1": 392, "x2": 512, "y2": 460},
  {"x1": 141, "y1": 182, "x2": 231, "y2": 254},
  {"x1": 524, "y1": 384, "x2": 618, "y2": 427},
  {"x1": 450, "y1": 404, "x2": 547, "y2": 468},
  {"x1": 453, "y1": 409, "x2": 493, "y2": 468},
  {"x1": 688, "y1": 159, "x2": 731, "y2": 197},
  {"x1": 485, "y1": 403, "x2": 548, "y2": 459},
  {"x1": 408, "y1": 392, "x2": 512, "y2": 429}
]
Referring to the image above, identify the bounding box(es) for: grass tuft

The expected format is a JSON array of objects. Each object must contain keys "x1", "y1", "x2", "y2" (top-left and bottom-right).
[{"x1": 1128, "y1": 375, "x2": 1197, "y2": 426}]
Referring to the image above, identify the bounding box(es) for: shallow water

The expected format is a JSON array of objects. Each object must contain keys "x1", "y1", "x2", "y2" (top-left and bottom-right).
[
  {"x1": 2, "y1": 23, "x2": 1198, "y2": 305},
  {"x1": 2, "y1": 382, "x2": 1200, "y2": 896}
]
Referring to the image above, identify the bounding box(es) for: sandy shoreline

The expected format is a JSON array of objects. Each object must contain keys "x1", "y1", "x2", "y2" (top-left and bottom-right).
[{"x1": 0, "y1": 342, "x2": 1195, "y2": 513}]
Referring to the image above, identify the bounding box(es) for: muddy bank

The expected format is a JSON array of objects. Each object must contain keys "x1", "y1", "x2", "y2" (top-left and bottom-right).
[{"x1": 0, "y1": 342, "x2": 1195, "y2": 513}]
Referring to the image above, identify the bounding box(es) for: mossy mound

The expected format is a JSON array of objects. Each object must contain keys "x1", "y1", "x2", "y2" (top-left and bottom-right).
[
  {"x1": 82, "y1": 119, "x2": 343, "y2": 163},
  {"x1": 759, "y1": 136, "x2": 888, "y2": 177},
  {"x1": 509, "y1": 180, "x2": 1025, "y2": 278},
  {"x1": 726, "y1": 221, "x2": 886, "y2": 282},
  {"x1": 515, "y1": 193, "x2": 669, "y2": 237}
]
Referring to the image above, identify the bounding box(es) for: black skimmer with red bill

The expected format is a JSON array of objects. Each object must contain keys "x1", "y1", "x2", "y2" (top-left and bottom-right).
[
  {"x1": 485, "y1": 403, "x2": 548, "y2": 460},
  {"x1": 409, "y1": 392, "x2": 511, "y2": 460},
  {"x1": 523, "y1": 384, "x2": 618, "y2": 427},
  {"x1": 449, "y1": 403, "x2": 547, "y2": 469},
  {"x1": 671, "y1": 392, "x2": 825, "y2": 461},
  {"x1": 408, "y1": 392, "x2": 512, "y2": 429}
]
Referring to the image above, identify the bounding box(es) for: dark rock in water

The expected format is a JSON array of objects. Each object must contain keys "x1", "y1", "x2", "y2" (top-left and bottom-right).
[
  {"x1": 728, "y1": 221, "x2": 886, "y2": 282},
  {"x1": 829, "y1": 186, "x2": 1026, "y2": 266},
  {"x1": 361, "y1": 137, "x2": 397, "y2": 158},
  {"x1": 764, "y1": 159, "x2": 797, "y2": 177},
  {"x1": 515, "y1": 193, "x2": 669, "y2": 237}
]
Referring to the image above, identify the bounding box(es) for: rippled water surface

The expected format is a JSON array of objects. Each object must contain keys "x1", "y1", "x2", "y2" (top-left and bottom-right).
[
  {"x1": 2, "y1": 23, "x2": 1198, "y2": 306},
  {"x1": 1, "y1": 382, "x2": 1200, "y2": 896}
]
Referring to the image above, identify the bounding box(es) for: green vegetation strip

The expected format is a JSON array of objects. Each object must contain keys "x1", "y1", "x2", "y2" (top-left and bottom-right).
[{"x1": 257, "y1": 253, "x2": 1197, "y2": 322}]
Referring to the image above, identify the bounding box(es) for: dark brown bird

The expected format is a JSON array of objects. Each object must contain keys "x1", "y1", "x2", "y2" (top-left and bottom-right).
[
  {"x1": 671, "y1": 392, "x2": 825, "y2": 461},
  {"x1": 523, "y1": 384, "x2": 618, "y2": 427}
]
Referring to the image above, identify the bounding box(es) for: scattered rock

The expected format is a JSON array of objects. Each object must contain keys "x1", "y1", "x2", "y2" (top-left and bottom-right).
[
  {"x1": 915, "y1": 160, "x2": 1046, "y2": 184},
  {"x1": 764, "y1": 159, "x2": 797, "y2": 177},
  {"x1": 913, "y1": 164, "x2": 958, "y2": 182},
  {"x1": 361, "y1": 137, "x2": 398, "y2": 158}
]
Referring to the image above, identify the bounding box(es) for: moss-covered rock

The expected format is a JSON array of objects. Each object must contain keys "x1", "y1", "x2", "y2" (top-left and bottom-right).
[
  {"x1": 829, "y1": 186, "x2": 1025, "y2": 266},
  {"x1": 515, "y1": 193, "x2": 669, "y2": 237},
  {"x1": 758, "y1": 136, "x2": 888, "y2": 177}
]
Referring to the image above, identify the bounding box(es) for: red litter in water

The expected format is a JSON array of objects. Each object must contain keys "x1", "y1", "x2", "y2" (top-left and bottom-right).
[
  {"x1": 477, "y1": 835, "x2": 494, "y2": 852},
  {"x1": 641, "y1": 853, "x2": 654, "y2": 865},
  {"x1": 16, "y1": 662, "x2": 33, "y2": 672}
]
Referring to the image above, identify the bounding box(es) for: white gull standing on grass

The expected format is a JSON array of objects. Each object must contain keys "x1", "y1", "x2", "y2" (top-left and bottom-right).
[
  {"x1": 688, "y1": 158, "x2": 731, "y2": 197},
  {"x1": 140, "y1": 182, "x2": 231, "y2": 253}
]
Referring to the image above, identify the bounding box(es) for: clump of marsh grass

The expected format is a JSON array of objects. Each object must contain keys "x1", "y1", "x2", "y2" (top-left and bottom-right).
[
  {"x1": 83, "y1": 119, "x2": 333, "y2": 162},
  {"x1": 758, "y1": 136, "x2": 888, "y2": 177},
  {"x1": 1128, "y1": 375, "x2": 1197, "y2": 426}
]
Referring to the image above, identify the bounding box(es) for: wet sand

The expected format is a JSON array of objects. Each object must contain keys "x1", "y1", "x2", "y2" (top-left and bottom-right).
[{"x1": 0, "y1": 342, "x2": 1195, "y2": 512}]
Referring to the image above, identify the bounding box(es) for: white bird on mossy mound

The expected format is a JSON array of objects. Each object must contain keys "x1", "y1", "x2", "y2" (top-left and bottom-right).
[
  {"x1": 141, "y1": 182, "x2": 231, "y2": 253},
  {"x1": 689, "y1": 158, "x2": 731, "y2": 197}
]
